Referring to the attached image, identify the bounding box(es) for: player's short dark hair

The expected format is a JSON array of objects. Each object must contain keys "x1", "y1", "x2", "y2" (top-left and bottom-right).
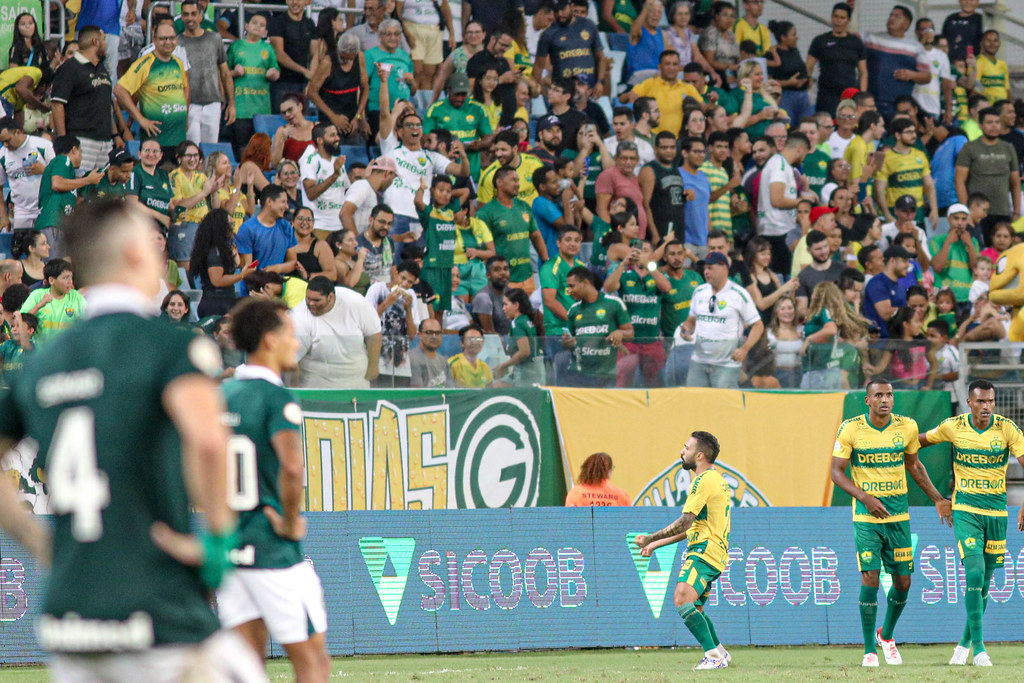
[
  {"x1": 396, "y1": 259, "x2": 421, "y2": 278},
  {"x1": 557, "y1": 224, "x2": 582, "y2": 241},
  {"x1": 857, "y1": 244, "x2": 880, "y2": 270},
  {"x1": 0, "y1": 117, "x2": 21, "y2": 133},
  {"x1": 968, "y1": 378, "x2": 996, "y2": 395},
  {"x1": 401, "y1": 245, "x2": 425, "y2": 261},
  {"x1": 806, "y1": 229, "x2": 828, "y2": 248},
  {"x1": 893, "y1": 5, "x2": 912, "y2": 23},
  {"x1": 493, "y1": 165, "x2": 517, "y2": 189},
  {"x1": 967, "y1": 192, "x2": 990, "y2": 207},
  {"x1": 856, "y1": 111, "x2": 883, "y2": 135},
  {"x1": 432, "y1": 174, "x2": 453, "y2": 188},
  {"x1": 458, "y1": 324, "x2": 484, "y2": 341},
  {"x1": 865, "y1": 377, "x2": 893, "y2": 393},
  {"x1": 260, "y1": 183, "x2": 286, "y2": 204},
  {"x1": 566, "y1": 265, "x2": 597, "y2": 288},
  {"x1": 228, "y1": 297, "x2": 290, "y2": 353},
  {"x1": 832, "y1": 2, "x2": 852, "y2": 17},
  {"x1": 307, "y1": 275, "x2": 335, "y2": 296},
  {"x1": 312, "y1": 123, "x2": 335, "y2": 146},
  {"x1": 837, "y1": 267, "x2": 864, "y2": 291},
  {"x1": 612, "y1": 106, "x2": 634, "y2": 121},
  {"x1": 928, "y1": 319, "x2": 951, "y2": 337},
  {"x1": 243, "y1": 270, "x2": 285, "y2": 293},
  {"x1": 707, "y1": 229, "x2": 729, "y2": 243},
  {"x1": 486, "y1": 254, "x2": 508, "y2": 271},
  {"x1": 1, "y1": 284, "x2": 29, "y2": 313},
  {"x1": 707, "y1": 130, "x2": 730, "y2": 147},
  {"x1": 63, "y1": 199, "x2": 148, "y2": 287},
  {"x1": 494, "y1": 129, "x2": 520, "y2": 149},
  {"x1": 680, "y1": 136, "x2": 704, "y2": 153},
  {"x1": 785, "y1": 131, "x2": 810, "y2": 149},
  {"x1": 691, "y1": 430, "x2": 720, "y2": 463},
  {"x1": 76, "y1": 25, "x2": 103, "y2": 45},
  {"x1": 635, "y1": 96, "x2": 657, "y2": 119},
  {"x1": 44, "y1": 258, "x2": 72, "y2": 282},
  {"x1": 978, "y1": 106, "x2": 1001, "y2": 124},
  {"x1": 53, "y1": 134, "x2": 80, "y2": 155},
  {"x1": 655, "y1": 131, "x2": 676, "y2": 145}
]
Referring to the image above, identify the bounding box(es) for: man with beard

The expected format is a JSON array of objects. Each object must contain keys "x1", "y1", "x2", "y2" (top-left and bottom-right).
[
  {"x1": 639, "y1": 132, "x2": 685, "y2": 244},
  {"x1": 357, "y1": 204, "x2": 397, "y2": 284},
  {"x1": 634, "y1": 431, "x2": 734, "y2": 670},
  {"x1": 955, "y1": 106, "x2": 1021, "y2": 242},
  {"x1": 623, "y1": 49, "x2": 703, "y2": 138},
  {"x1": 530, "y1": 115, "x2": 563, "y2": 163},
  {"x1": 299, "y1": 123, "x2": 350, "y2": 233},
  {"x1": 795, "y1": 228, "x2": 847, "y2": 318},
  {"x1": 409, "y1": 318, "x2": 453, "y2": 387},
  {"x1": 478, "y1": 129, "x2": 547, "y2": 205},
  {"x1": 472, "y1": 255, "x2": 512, "y2": 334},
  {"x1": 546, "y1": 78, "x2": 588, "y2": 153},
  {"x1": 534, "y1": 0, "x2": 607, "y2": 96},
  {"x1": 379, "y1": 101, "x2": 469, "y2": 255},
  {"x1": 477, "y1": 167, "x2": 548, "y2": 293},
  {"x1": 424, "y1": 73, "x2": 494, "y2": 178},
  {"x1": 238, "y1": 185, "x2": 303, "y2": 276}
]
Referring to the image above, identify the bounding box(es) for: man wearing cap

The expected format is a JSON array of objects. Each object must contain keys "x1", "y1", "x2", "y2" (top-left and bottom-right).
[
  {"x1": 862, "y1": 245, "x2": 911, "y2": 337},
  {"x1": 679, "y1": 251, "x2": 763, "y2": 388},
  {"x1": 795, "y1": 227, "x2": 848, "y2": 319},
  {"x1": 534, "y1": 0, "x2": 607, "y2": 95},
  {"x1": 881, "y1": 194, "x2": 933, "y2": 270},
  {"x1": 573, "y1": 74, "x2": 611, "y2": 138},
  {"x1": 621, "y1": 49, "x2": 703, "y2": 137},
  {"x1": 424, "y1": 73, "x2": 494, "y2": 177},
  {"x1": 81, "y1": 148, "x2": 139, "y2": 201},
  {"x1": 929, "y1": 203, "x2": 980, "y2": 302},
  {"x1": 342, "y1": 157, "x2": 398, "y2": 233},
  {"x1": 530, "y1": 115, "x2": 563, "y2": 163},
  {"x1": 955, "y1": 105, "x2": 1021, "y2": 238}
]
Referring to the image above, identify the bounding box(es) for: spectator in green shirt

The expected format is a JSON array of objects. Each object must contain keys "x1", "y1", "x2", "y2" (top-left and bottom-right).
[
  {"x1": 423, "y1": 73, "x2": 494, "y2": 178},
  {"x1": 36, "y1": 135, "x2": 104, "y2": 258},
  {"x1": 19, "y1": 259, "x2": 87, "y2": 344},
  {"x1": 227, "y1": 13, "x2": 281, "y2": 156},
  {"x1": 929, "y1": 203, "x2": 979, "y2": 304},
  {"x1": 414, "y1": 175, "x2": 458, "y2": 312},
  {"x1": 82, "y1": 148, "x2": 139, "y2": 201},
  {"x1": 562, "y1": 265, "x2": 634, "y2": 387},
  {"x1": 475, "y1": 166, "x2": 549, "y2": 291}
]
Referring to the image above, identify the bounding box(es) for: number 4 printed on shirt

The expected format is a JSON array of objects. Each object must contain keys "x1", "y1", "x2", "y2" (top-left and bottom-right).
[{"x1": 47, "y1": 407, "x2": 111, "y2": 542}]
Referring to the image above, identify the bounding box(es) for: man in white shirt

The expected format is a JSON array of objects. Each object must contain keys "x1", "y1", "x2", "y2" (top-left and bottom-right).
[
  {"x1": 678, "y1": 252, "x2": 763, "y2": 388},
  {"x1": 880, "y1": 194, "x2": 933, "y2": 269},
  {"x1": 290, "y1": 276, "x2": 382, "y2": 388},
  {"x1": 914, "y1": 17, "x2": 954, "y2": 123},
  {"x1": 0, "y1": 119, "x2": 55, "y2": 230},
  {"x1": 603, "y1": 106, "x2": 654, "y2": 172},
  {"x1": 300, "y1": 123, "x2": 350, "y2": 233},
  {"x1": 341, "y1": 156, "x2": 397, "y2": 233},
  {"x1": 758, "y1": 130, "x2": 812, "y2": 276},
  {"x1": 828, "y1": 99, "x2": 858, "y2": 160},
  {"x1": 378, "y1": 99, "x2": 469, "y2": 257}
]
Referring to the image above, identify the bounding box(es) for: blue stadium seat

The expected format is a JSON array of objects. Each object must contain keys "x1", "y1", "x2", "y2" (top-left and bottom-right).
[
  {"x1": 253, "y1": 114, "x2": 285, "y2": 139},
  {"x1": 0, "y1": 232, "x2": 11, "y2": 259},
  {"x1": 368, "y1": 145, "x2": 381, "y2": 159},
  {"x1": 200, "y1": 142, "x2": 236, "y2": 165},
  {"x1": 125, "y1": 140, "x2": 140, "y2": 158},
  {"x1": 528, "y1": 118, "x2": 538, "y2": 144},
  {"x1": 339, "y1": 145, "x2": 369, "y2": 166},
  {"x1": 606, "y1": 33, "x2": 630, "y2": 52}
]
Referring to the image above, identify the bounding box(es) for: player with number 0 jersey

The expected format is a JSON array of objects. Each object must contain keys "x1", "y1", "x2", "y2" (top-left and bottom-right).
[{"x1": 216, "y1": 296, "x2": 331, "y2": 681}]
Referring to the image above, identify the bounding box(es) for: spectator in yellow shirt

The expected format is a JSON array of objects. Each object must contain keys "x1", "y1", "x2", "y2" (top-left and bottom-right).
[
  {"x1": 448, "y1": 324, "x2": 493, "y2": 387},
  {"x1": 734, "y1": 0, "x2": 771, "y2": 56},
  {"x1": 976, "y1": 29, "x2": 1009, "y2": 102},
  {"x1": 621, "y1": 49, "x2": 703, "y2": 135}
]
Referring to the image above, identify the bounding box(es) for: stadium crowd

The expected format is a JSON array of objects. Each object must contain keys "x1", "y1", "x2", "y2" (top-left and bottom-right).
[{"x1": 0, "y1": 0, "x2": 1019, "y2": 392}]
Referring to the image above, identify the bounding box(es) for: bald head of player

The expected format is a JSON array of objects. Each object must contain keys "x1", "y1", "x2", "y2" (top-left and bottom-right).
[
  {"x1": 0, "y1": 259, "x2": 23, "y2": 296},
  {"x1": 62, "y1": 199, "x2": 164, "y2": 298}
]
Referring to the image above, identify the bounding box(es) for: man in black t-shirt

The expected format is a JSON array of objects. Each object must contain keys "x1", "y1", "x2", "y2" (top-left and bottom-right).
[
  {"x1": 534, "y1": 0, "x2": 607, "y2": 96},
  {"x1": 467, "y1": 27, "x2": 519, "y2": 128},
  {"x1": 806, "y1": 3, "x2": 867, "y2": 117},
  {"x1": 51, "y1": 25, "x2": 119, "y2": 173},
  {"x1": 463, "y1": 0, "x2": 525, "y2": 33},
  {"x1": 996, "y1": 99, "x2": 1024, "y2": 174},
  {"x1": 268, "y1": 0, "x2": 316, "y2": 110},
  {"x1": 942, "y1": 0, "x2": 984, "y2": 60}
]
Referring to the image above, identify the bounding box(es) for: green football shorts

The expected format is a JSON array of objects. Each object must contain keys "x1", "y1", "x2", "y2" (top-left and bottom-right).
[
  {"x1": 854, "y1": 520, "x2": 914, "y2": 575},
  {"x1": 953, "y1": 510, "x2": 1006, "y2": 569},
  {"x1": 679, "y1": 554, "x2": 722, "y2": 607}
]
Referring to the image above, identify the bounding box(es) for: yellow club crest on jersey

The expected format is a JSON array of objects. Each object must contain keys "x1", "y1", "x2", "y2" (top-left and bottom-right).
[
  {"x1": 580, "y1": 30, "x2": 590, "y2": 40},
  {"x1": 261, "y1": 50, "x2": 269, "y2": 60},
  {"x1": 466, "y1": 114, "x2": 475, "y2": 121},
  {"x1": 860, "y1": 551, "x2": 873, "y2": 563},
  {"x1": 892, "y1": 434, "x2": 905, "y2": 449},
  {"x1": 596, "y1": 309, "x2": 606, "y2": 318},
  {"x1": 522, "y1": 213, "x2": 530, "y2": 222},
  {"x1": 991, "y1": 437, "x2": 1004, "y2": 451}
]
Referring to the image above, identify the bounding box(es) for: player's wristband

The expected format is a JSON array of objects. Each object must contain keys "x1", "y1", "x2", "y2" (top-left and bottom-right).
[{"x1": 200, "y1": 527, "x2": 238, "y2": 589}]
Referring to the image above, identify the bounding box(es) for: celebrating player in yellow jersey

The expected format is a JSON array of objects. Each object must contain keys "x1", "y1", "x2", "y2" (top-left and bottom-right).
[
  {"x1": 919, "y1": 379, "x2": 1024, "y2": 667},
  {"x1": 831, "y1": 378, "x2": 952, "y2": 668},
  {"x1": 635, "y1": 431, "x2": 732, "y2": 670}
]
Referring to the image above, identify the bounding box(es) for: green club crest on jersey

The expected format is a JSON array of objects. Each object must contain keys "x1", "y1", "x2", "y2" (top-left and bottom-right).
[
  {"x1": 626, "y1": 532, "x2": 678, "y2": 617},
  {"x1": 359, "y1": 537, "x2": 416, "y2": 625}
]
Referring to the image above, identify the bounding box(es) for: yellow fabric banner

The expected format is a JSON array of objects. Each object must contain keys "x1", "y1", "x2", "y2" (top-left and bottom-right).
[{"x1": 550, "y1": 388, "x2": 847, "y2": 507}]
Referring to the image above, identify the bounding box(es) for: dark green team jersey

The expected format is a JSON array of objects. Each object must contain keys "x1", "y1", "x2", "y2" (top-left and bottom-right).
[
  {"x1": 0, "y1": 310, "x2": 223, "y2": 651},
  {"x1": 36, "y1": 155, "x2": 77, "y2": 231},
  {"x1": 567, "y1": 292, "x2": 631, "y2": 377},
  {"x1": 222, "y1": 370, "x2": 304, "y2": 570},
  {"x1": 134, "y1": 165, "x2": 174, "y2": 217},
  {"x1": 802, "y1": 149, "x2": 830, "y2": 198},
  {"x1": 81, "y1": 173, "x2": 138, "y2": 201},
  {"x1": 661, "y1": 269, "x2": 703, "y2": 337},
  {"x1": 618, "y1": 268, "x2": 662, "y2": 342},
  {"x1": 476, "y1": 198, "x2": 539, "y2": 283},
  {"x1": 418, "y1": 201, "x2": 457, "y2": 269}
]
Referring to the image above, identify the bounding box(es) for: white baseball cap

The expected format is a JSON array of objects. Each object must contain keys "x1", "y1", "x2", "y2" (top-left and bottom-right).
[{"x1": 947, "y1": 203, "x2": 969, "y2": 216}]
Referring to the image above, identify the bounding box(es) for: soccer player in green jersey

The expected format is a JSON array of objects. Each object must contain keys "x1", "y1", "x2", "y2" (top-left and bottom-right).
[
  {"x1": 0, "y1": 200, "x2": 261, "y2": 680},
  {"x1": 919, "y1": 379, "x2": 1024, "y2": 667},
  {"x1": 831, "y1": 378, "x2": 952, "y2": 667},
  {"x1": 215, "y1": 296, "x2": 331, "y2": 681},
  {"x1": 635, "y1": 431, "x2": 733, "y2": 670}
]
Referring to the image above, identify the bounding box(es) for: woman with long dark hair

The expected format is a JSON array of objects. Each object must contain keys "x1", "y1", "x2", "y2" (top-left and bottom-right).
[
  {"x1": 494, "y1": 287, "x2": 545, "y2": 386},
  {"x1": 8, "y1": 13, "x2": 51, "y2": 83},
  {"x1": 308, "y1": 15, "x2": 369, "y2": 143},
  {"x1": 12, "y1": 230, "x2": 49, "y2": 287},
  {"x1": 189, "y1": 209, "x2": 252, "y2": 317}
]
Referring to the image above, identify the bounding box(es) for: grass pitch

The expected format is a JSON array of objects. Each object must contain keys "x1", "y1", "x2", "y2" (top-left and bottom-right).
[{"x1": 1, "y1": 645, "x2": 1023, "y2": 681}]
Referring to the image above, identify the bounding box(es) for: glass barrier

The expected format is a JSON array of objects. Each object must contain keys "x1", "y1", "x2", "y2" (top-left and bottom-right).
[{"x1": 272, "y1": 332, "x2": 1024, "y2": 392}]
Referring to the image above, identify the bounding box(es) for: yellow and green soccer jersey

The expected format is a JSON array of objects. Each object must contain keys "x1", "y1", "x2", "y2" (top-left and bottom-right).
[
  {"x1": 975, "y1": 55, "x2": 1009, "y2": 102},
  {"x1": 0, "y1": 66, "x2": 42, "y2": 112},
  {"x1": 735, "y1": 19, "x2": 771, "y2": 56},
  {"x1": 477, "y1": 153, "x2": 546, "y2": 206},
  {"x1": 926, "y1": 413, "x2": 1024, "y2": 517},
  {"x1": 118, "y1": 53, "x2": 189, "y2": 147},
  {"x1": 448, "y1": 353, "x2": 493, "y2": 388},
  {"x1": 876, "y1": 148, "x2": 930, "y2": 211},
  {"x1": 682, "y1": 468, "x2": 731, "y2": 571},
  {"x1": 833, "y1": 413, "x2": 920, "y2": 524}
]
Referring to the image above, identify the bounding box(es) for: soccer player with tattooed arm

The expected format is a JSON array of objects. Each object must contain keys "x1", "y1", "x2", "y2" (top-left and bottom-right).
[{"x1": 634, "y1": 431, "x2": 733, "y2": 670}]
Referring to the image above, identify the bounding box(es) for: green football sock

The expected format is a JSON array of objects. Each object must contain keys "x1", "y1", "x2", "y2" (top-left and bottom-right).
[
  {"x1": 678, "y1": 603, "x2": 716, "y2": 652},
  {"x1": 961, "y1": 566, "x2": 996, "y2": 648},
  {"x1": 704, "y1": 611, "x2": 722, "y2": 649},
  {"x1": 963, "y1": 555, "x2": 987, "y2": 654},
  {"x1": 859, "y1": 585, "x2": 879, "y2": 654},
  {"x1": 879, "y1": 588, "x2": 909, "y2": 641}
]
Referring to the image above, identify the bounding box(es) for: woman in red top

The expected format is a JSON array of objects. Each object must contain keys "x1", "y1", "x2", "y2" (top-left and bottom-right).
[
  {"x1": 565, "y1": 452, "x2": 632, "y2": 507},
  {"x1": 270, "y1": 93, "x2": 316, "y2": 166}
]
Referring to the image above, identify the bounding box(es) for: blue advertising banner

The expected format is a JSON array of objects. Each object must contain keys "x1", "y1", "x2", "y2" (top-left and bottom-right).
[{"x1": 2, "y1": 507, "x2": 1024, "y2": 662}]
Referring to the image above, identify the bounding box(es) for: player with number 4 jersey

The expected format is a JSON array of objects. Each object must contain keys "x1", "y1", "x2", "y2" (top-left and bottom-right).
[
  {"x1": 0, "y1": 201, "x2": 263, "y2": 682},
  {"x1": 217, "y1": 297, "x2": 331, "y2": 681}
]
